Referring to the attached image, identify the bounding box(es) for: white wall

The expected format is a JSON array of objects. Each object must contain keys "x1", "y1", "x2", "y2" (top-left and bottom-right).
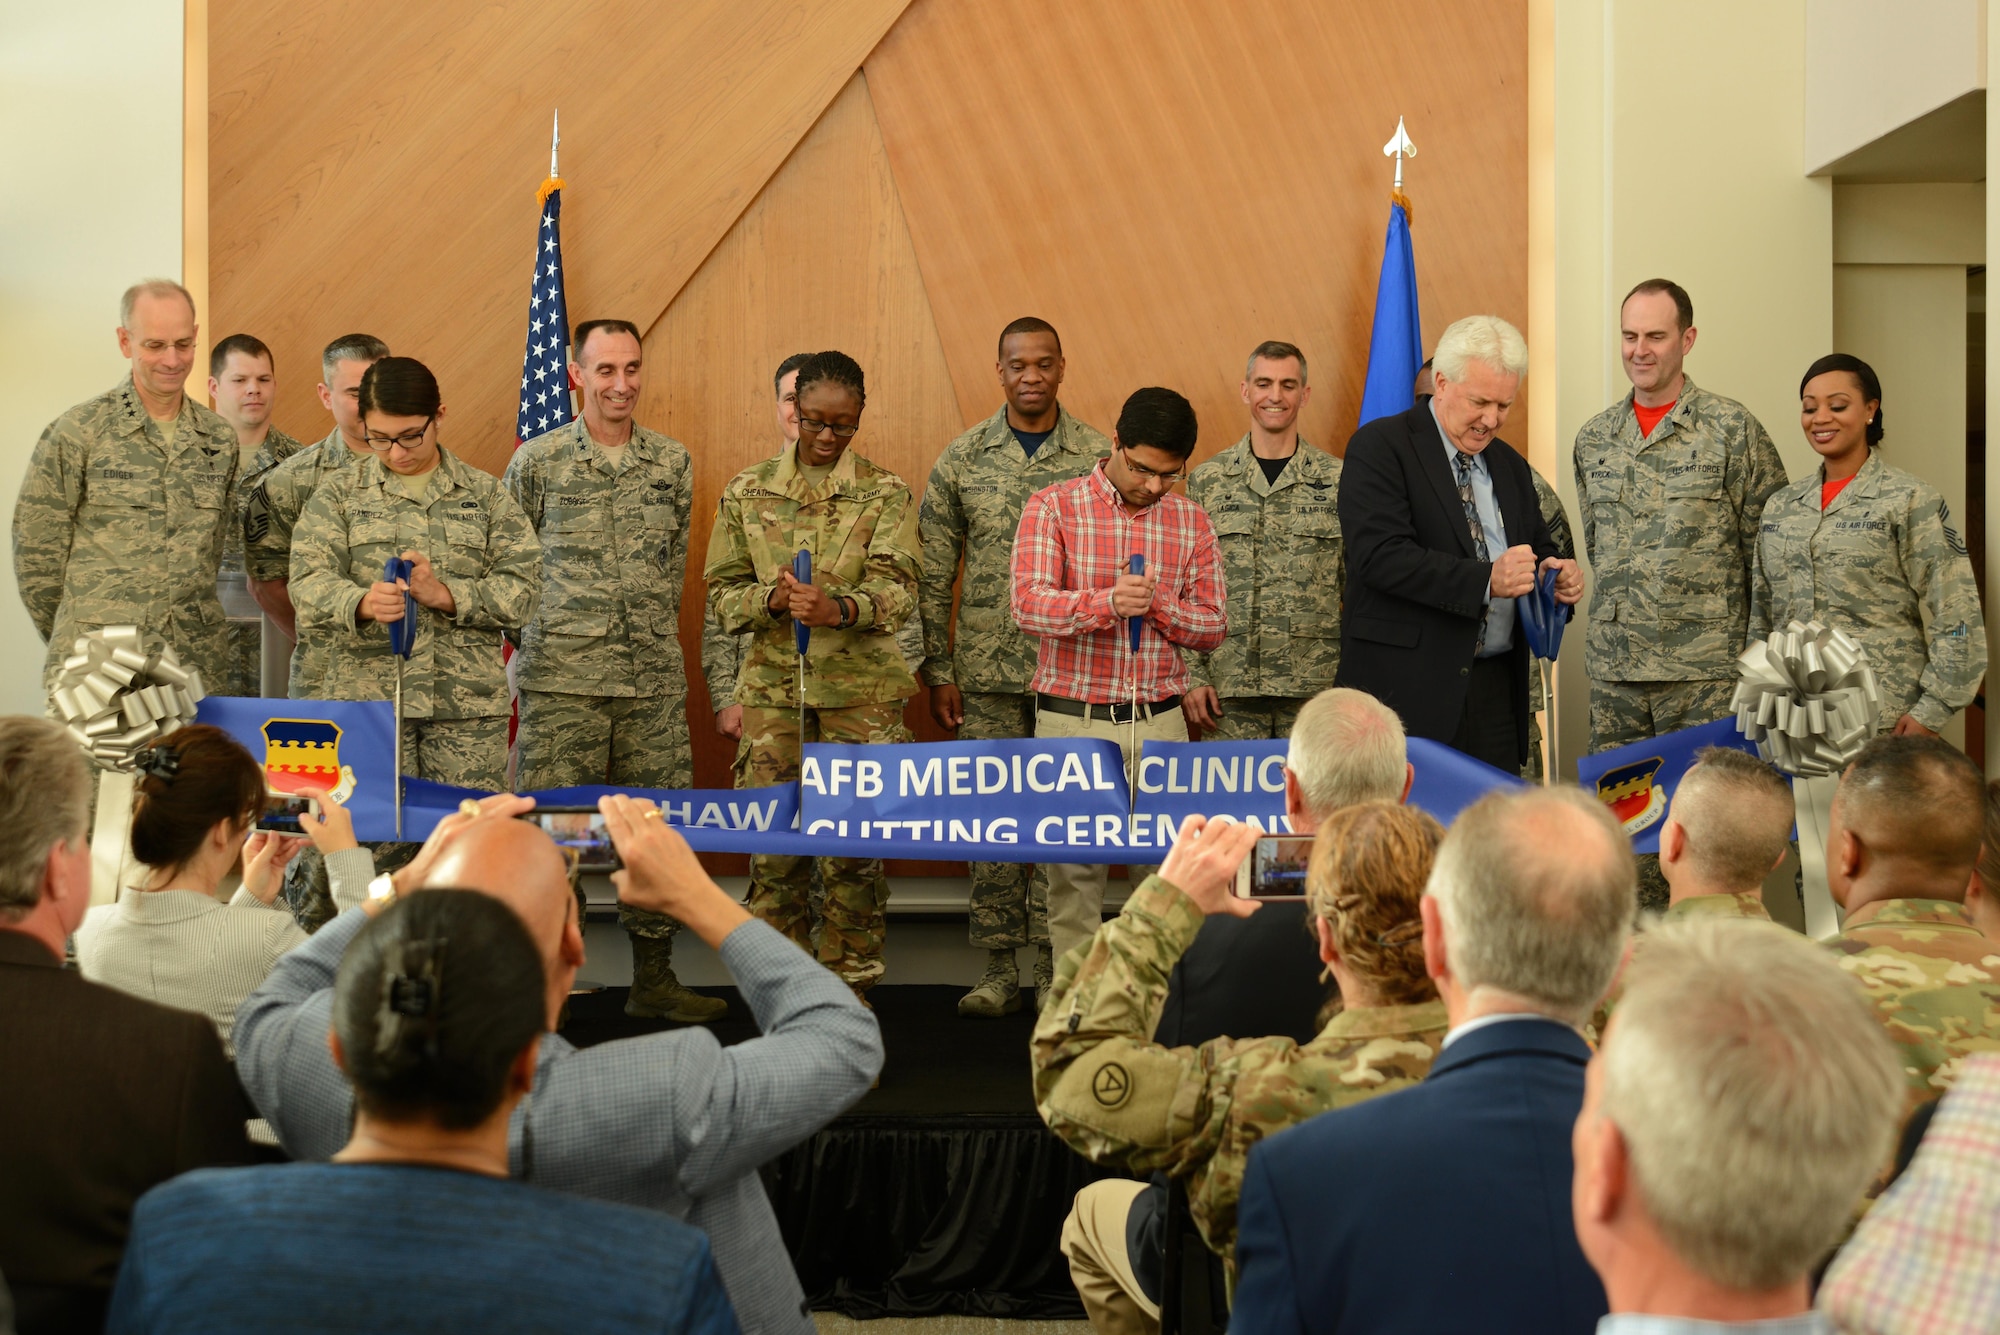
[
  {"x1": 0, "y1": 7, "x2": 185, "y2": 717},
  {"x1": 1804, "y1": 0, "x2": 1985, "y2": 172}
]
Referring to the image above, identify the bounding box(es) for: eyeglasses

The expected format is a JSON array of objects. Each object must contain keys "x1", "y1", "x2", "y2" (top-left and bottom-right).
[
  {"x1": 137, "y1": 338, "x2": 199, "y2": 353},
  {"x1": 798, "y1": 416, "x2": 858, "y2": 439},
  {"x1": 1119, "y1": 447, "x2": 1185, "y2": 485},
  {"x1": 363, "y1": 417, "x2": 435, "y2": 452}
]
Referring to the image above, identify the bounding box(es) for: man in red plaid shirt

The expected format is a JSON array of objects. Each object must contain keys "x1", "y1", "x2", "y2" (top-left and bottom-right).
[{"x1": 1011, "y1": 387, "x2": 1226, "y2": 962}]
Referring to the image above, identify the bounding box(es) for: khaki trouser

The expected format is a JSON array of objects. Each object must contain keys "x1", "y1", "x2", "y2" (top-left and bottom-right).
[
  {"x1": 1061, "y1": 1179, "x2": 1161, "y2": 1335},
  {"x1": 1035, "y1": 701, "x2": 1188, "y2": 964}
]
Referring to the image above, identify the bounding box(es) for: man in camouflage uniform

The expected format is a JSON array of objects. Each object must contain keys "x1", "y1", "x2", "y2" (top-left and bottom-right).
[
  {"x1": 1034, "y1": 812, "x2": 1445, "y2": 1328},
  {"x1": 1573, "y1": 280, "x2": 1787, "y2": 909},
  {"x1": 919, "y1": 318, "x2": 1109, "y2": 1017},
  {"x1": 504, "y1": 319, "x2": 723, "y2": 1024},
  {"x1": 243, "y1": 333, "x2": 391, "y2": 693},
  {"x1": 1185, "y1": 341, "x2": 1343, "y2": 745},
  {"x1": 706, "y1": 350, "x2": 921, "y2": 999},
  {"x1": 208, "y1": 333, "x2": 304, "y2": 695},
  {"x1": 290, "y1": 369, "x2": 541, "y2": 793},
  {"x1": 15, "y1": 281, "x2": 238, "y2": 703},
  {"x1": 1824, "y1": 738, "x2": 2000, "y2": 1144}
]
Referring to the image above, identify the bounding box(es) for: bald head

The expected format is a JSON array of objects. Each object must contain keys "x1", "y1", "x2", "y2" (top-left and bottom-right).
[
  {"x1": 1833, "y1": 736, "x2": 1983, "y2": 902},
  {"x1": 1666, "y1": 748, "x2": 1794, "y2": 892},
  {"x1": 422, "y1": 818, "x2": 575, "y2": 1014}
]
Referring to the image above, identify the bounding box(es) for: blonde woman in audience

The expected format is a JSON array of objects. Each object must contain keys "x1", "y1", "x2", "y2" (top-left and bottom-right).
[
  {"x1": 76, "y1": 724, "x2": 372, "y2": 1054},
  {"x1": 1033, "y1": 804, "x2": 1449, "y2": 1333}
]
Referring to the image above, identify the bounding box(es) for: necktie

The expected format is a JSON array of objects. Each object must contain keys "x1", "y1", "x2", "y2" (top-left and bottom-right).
[{"x1": 1455, "y1": 451, "x2": 1489, "y2": 654}]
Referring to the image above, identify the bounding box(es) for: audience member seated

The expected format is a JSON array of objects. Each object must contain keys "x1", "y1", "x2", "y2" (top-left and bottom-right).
[
  {"x1": 1819, "y1": 1051, "x2": 2000, "y2": 1331},
  {"x1": 75, "y1": 725, "x2": 371, "y2": 1054},
  {"x1": 1575, "y1": 917, "x2": 1903, "y2": 1332},
  {"x1": 107, "y1": 889, "x2": 739, "y2": 1334},
  {"x1": 1230, "y1": 786, "x2": 1635, "y2": 1335},
  {"x1": 234, "y1": 792, "x2": 880, "y2": 1335},
  {"x1": 1968, "y1": 779, "x2": 2000, "y2": 941},
  {"x1": 0, "y1": 717, "x2": 250, "y2": 1335},
  {"x1": 1155, "y1": 686, "x2": 1414, "y2": 1049},
  {"x1": 1656, "y1": 746, "x2": 1792, "y2": 922},
  {"x1": 1036, "y1": 803, "x2": 1447, "y2": 1331},
  {"x1": 1824, "y1": 736, "x2": 2000, "y2": 1135}
]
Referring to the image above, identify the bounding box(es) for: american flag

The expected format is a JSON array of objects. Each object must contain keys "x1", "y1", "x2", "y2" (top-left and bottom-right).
[{"x1": 516, "y1": 178, "x2": 573, "y2": 442}]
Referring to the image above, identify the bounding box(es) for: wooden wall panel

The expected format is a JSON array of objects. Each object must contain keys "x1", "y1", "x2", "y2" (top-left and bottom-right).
[
  {"x1": 864, "y1": 0, "x2": 1530, "y2": 464},
  {"x1": 209, "y1": 0, "x2": 915, "y2": 474}
]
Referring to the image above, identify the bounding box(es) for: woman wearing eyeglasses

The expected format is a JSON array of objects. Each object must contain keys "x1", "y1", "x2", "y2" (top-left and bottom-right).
[
  {"x1": 703, "y1": 349, "x2": 922, "y2": 1003},
  {"x1": 289, "y1": 357, "x2": 542, "y2": 791}
]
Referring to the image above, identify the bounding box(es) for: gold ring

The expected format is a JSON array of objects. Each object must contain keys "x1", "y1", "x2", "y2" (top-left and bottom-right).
[
  {"x1": 641, "y1": 808, "x2": 663, "y2": 821},
  {"x1": 458, "y1": 799, "x2": 482, "y2": 818}
]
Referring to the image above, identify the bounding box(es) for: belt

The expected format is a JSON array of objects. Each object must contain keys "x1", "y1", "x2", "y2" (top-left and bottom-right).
[{"x1": 1037, "y1": 693, "x2": 1182, "y2": 724}]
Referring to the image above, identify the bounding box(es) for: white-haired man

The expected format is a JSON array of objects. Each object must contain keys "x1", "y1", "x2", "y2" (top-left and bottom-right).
[
  {"x1": 1231, "y1": 786, "x2": 1634, "y2": 1334},
  {"x1": 1575, "y1": 917, "x2": 1902, "y2": 1331},
  {"x1": 1335, "y1": 315, "x2": 1582, "y2": 771}
]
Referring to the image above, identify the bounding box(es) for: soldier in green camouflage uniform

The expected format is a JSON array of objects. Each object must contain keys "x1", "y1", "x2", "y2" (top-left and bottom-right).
[
  {"x1": 706, "y1": 350, "x2": 920, "y2": 997},
  {"x1": 209, "y1": 334, "x2": 303, "y2": 696},
  {"x1": 290, "y1": 359, "x2": 541, "y2": 793},
  {"x1": 1521, "y1": 465, "x2": 1574, "y2": 782},
  {"x1": 1034, "y1": 804, "x2": 1447, "y2": 1320},
  {"x1": 919, "y1": 319, "x2": 1109, "y2": 1016},
  {"x1": 504, "y1": 319, "x2": 723, "y2": 1023},
  {"x1": 1186, "y1": 343, "x2": 1343, "y2": 746},
  {"x1": 15, "y1": 283, "x2": 238, "y2": 702}
]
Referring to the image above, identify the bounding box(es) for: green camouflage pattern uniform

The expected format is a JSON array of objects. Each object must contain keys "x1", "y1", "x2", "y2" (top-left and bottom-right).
[
  {"x1": 1186, "y1": 436, "x2": 1345, "y2": 743},
  {"x1": 1574, "y1": 379, "x2": 1788, "y2": 751},
  {"x1": 218, "y1": 423, "x2": 306, "y2": 695},
  {"x1": 503, "y1": 418, "x2": 695, "y2": 944},
  {"x1": 244, "y1": 429, "x2": 367, "y2": 699},
  {"x1": 15, "y1": 379, "x2": 239, "y2": 700},
  {"x1": 1751, "y1": 453, "x2": 1986, "y2": 734},
  {"x1": 1032, "y1": 874, "x2": 1447, "y2": 1265},
  {"x1": 918, "y1": 405, "x2": 1108, "y2": 950},
  {"x1": 707, "y1": 442, "x2": 921, "y2": 990},
  {"x1": 1521, "y1": 466, "x2": 1575, "y2": 782},
  {"x1": 1828, "y1": 897, "x2": 2000, "y2": 1132},
  {"x1": 290, "y1": 446, "x2": 541, "y2": 790}
]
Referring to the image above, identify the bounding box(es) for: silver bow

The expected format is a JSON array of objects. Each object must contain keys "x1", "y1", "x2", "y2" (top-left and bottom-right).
[
  {"x1": 1731, "y1": 620, "x2": 1881, "y2": 777},
  {"x1": 50, "y1": 626, "x2": 206, "y2": 770}
]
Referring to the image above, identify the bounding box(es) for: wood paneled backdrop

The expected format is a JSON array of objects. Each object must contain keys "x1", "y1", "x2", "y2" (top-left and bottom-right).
[{"x1": 210, "y1": 0, "x2": 1527, "y2": 869}]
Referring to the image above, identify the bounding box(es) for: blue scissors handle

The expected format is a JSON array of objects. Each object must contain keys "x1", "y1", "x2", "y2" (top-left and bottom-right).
[
  {"x1": 1127, "y1": 553, "x2": 1146, "y2": 652},
  {"x1": 384, "y1": 557, "x2": 418, "y2": 658},
  {"x1": 791, "y1": 549, "x2": 812, "y2": 655}
]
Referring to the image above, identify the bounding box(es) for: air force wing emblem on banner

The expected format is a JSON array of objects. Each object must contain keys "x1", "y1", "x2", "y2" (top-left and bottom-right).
[
  {"x1": 1595, "y1": 755, "x2": 1666, "y2": 837},
  {"x1": 261, "y1": 718, "x2": 357, "y2": 802}
]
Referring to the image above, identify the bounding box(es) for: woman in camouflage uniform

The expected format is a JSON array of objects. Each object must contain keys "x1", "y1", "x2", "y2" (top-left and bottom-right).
[
  {"x1": 1752, "y1": 355, "x2": 1985, "y2": 739},
  {"x1": 1031, "y1": 802, "x2": 1451, "y2": 1324}
]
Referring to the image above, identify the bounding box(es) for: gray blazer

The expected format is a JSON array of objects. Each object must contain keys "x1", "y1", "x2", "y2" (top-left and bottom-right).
[{"x1": 235, "y1": 911, "x2": 882, "y2": 1335}]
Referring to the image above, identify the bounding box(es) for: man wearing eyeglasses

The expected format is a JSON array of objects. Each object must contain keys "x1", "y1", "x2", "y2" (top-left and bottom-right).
[
  {"x1": 1012, "y1": 387, "x2": 1226, "y2": 963},
  {"x1": 16, "y1": 281, "x2": 240, "y2": 705},
  {"x1": 920, "y1": 317, "x2": 1112, "y2": 1017},
  {"x1": 243, "y1": 332, "x2": 392, "y2": 695},
  {"x1": 503, "y1": 319, "x2": 725, "y2": 1024}
]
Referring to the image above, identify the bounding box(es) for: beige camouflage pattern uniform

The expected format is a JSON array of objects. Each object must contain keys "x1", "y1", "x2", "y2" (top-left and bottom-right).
[
  {"x1": 219, "y1": 423, "x2": 306, "y2": 695},
  {"x1": 1033, "y1": 875, "x2": 1447, "y2": 1267},
  {"x1": 1186, "y1": 436, "x2": 1344, "y2": 742},
  {"x1": 1752, "y1": 453, "x2": 1986, "y2": 735},
  {"x1": 1588, "y1": 889, "x2": 1773, "y2": 1041},
  {"x1": 504, "y1": 419, "x2": 695, "y2": 949},
  {"x1": 1574, "y1": 380, "x2": 1788, "y2": 748},
  {"x1": 290, "y1": 447, "x2": 541, "y2": 790},
  {"x1": 706, "y1": 443, "x2": 921, "y2": 992},
  {"x1": 1521, "y1": 465, "x2": 1575, "y2": 782},
  {"x1": 244, "y1": 429, "x2": 367, "y2": 699},
  {"x1": 15, "y1": 379, "x2": 239, "y2": 701},
  {"x1": 919, "y1": 405, "x2": 1108, "y2": 951}
]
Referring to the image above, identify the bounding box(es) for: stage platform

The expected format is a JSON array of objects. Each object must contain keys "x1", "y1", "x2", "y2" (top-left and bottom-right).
[{"x1": 564, "y1": 984, "x2": 1114, "y2": 1320}]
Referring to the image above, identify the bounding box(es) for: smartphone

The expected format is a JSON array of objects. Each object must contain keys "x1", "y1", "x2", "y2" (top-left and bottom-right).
[
  {"x1": 1234, "y1": 833, "x2": 1315, "y2": 900},
  {"x1": 530, "y1": 806, "x2": 621, "y2": 872},
  {"x1": 256, "y1": 793, "x2": 318, "y2": 834}
]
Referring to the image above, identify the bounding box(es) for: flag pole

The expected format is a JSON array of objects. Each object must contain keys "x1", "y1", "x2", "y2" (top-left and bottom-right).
[
  {"x1": 551, "y1": 108, "x2": 560, "y2": 179},
  {"x1": 1383, "y1": 115, "x2": 1416, "y2": 210}
]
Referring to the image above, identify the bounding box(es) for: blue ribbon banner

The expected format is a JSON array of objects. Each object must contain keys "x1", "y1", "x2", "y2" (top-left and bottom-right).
[
  {"x1": 1575, "y1": 716, "x2": 1762, "y2": 855},
  {"x1": 196, "y1": 697, "x2": 402, "y2": 837}
]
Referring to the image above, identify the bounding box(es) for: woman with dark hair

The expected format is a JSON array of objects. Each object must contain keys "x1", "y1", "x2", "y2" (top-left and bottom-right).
[
  {"x1": 289, "y1": 356, "x2": 541, "y2": 790},
  {"x1": 1751, "y1": 354, "x2": 1986, "y2": 738},
  {"x1": 75, "y1": 724, "x2": 369, "y2": 1053},
  {"x1": 703, "y1": 350, "x2": 922, "y2": 1001},
  {"x1": 107, "y1": 890, "x2": 739, "y2": 1333}
]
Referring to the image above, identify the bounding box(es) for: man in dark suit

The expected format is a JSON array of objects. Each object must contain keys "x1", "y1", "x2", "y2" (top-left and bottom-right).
[
  {"x1": 1337, "y1": 315, "x2": 1582, "y2": 771},
  {"x1": 1229, "y1": 786, "x2": 1636, "y2": 1335},
  {"x1": 0, "y1": 717, "x2": 251, "y2": 1334}
]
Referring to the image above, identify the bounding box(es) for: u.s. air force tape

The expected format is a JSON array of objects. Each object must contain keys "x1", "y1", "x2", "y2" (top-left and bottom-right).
[{"x1": 50, "y1": 625, "x2": 205, "y2": 770}]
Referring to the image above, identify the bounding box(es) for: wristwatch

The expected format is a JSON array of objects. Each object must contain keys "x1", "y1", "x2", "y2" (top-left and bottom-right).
[{"x1": 367, "y1": 872, "x2": 398, "y2": 903}]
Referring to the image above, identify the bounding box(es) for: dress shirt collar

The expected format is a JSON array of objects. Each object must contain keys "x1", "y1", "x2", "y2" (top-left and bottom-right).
[{"x1": 1596, "y1": 1313, "x2": 1832, "y2": 1335}]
